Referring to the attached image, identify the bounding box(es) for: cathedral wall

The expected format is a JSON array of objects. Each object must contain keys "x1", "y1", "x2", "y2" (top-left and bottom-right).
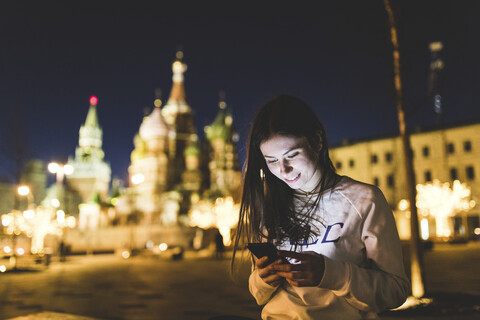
[{"x1": 64, "y1": 225, "x2": 196, "y2": 252}]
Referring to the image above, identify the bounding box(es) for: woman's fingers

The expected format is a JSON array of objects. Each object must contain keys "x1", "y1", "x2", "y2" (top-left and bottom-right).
[
  {"x1": 262, "y1": 273, "x2": 283, "y2": 287},
  {"x1": 256, "y1": 252, "x2": 325, "y2": 287},
  {"x1": 272, "y1": 262, "x2": 305, "y2": 272},
  {"x1": 272, "y1": 251, "x2": 325, "y2": 287},
  {"x1": 258, "y1": 261, "x2": 285, "y2": 287},
  {"x1": 255, "y1": 256, "x2": 270, "y2": 268},
  {"x1": 275, "y1": 267, "x2": 309, "y2": 281},
  {"x1": 257, "y1": 257, "x2": 284, "y2": 271},
  {"x1": 257, "y1": 257, "x2": 286, "y2": 285}
]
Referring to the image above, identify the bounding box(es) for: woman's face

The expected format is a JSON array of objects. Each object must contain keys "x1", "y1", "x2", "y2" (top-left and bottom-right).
[{"x1": 260, "y1": 134, "x2": 321, "y2": 192}]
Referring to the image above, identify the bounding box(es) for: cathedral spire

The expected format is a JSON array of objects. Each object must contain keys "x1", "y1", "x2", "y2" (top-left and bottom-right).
[
  {"x1": 161, "y1": 51, "x2": 192, "y2": 128},
  {"x1": 84, "y1": 95, "x2": 100, "y2": 128},
  {"x1": 79, "y1": 95, "x2": 102, "y2": 150},
  {"x1": 168, "y1": 51, "x2": 187, "y2": 105}
]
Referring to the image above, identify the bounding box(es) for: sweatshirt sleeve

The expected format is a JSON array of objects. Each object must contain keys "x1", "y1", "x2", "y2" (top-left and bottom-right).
[
  {"x1": 319, "y1": 188, "x2": 410, "y2": 313},
  {"x1": 249, "y1": 267, "x2": 281, "y2": 305}
]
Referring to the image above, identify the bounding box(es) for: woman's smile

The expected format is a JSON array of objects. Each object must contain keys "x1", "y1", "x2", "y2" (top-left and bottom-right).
[{"x1": 284, "y1": 173, "x2": 300, "y2": 183}]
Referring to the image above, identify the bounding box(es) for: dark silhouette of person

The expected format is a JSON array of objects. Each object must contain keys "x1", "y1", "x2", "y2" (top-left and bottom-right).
[{"x1": 215, "y1": 230, "x2": 225, "y2": 260}]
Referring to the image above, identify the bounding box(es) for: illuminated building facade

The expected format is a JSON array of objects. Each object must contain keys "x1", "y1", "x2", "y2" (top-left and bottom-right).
[
  {"x1": 331, "y1": 120, "x2": 480, "y2": 239},
  {"x1": 0, "y1": 160, "x2": 46, "y2": 214}
]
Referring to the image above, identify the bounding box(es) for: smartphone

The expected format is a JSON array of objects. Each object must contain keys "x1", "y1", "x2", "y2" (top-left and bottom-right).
[{"x1": 246, "y1": 242, "x2": 282, "y2": 263}]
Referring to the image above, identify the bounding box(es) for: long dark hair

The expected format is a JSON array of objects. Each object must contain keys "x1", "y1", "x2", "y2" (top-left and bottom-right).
[{"x1": 232, "y1": 95, "x2": 337, "y2": 267}]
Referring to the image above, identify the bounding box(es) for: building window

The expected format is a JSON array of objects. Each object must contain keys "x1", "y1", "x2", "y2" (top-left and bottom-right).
[
  {"x1": 422, "y1": 146, "x2": 430, "y2": 157},
  {"x1": 424, "y1": 170, "x2": 432, "y2": 182},
  {"x1": 349, "y1": 159, "x2": 355, "y2": 168},
  {"x1": 446, "y1": 143, "x2": 455, "y2": 154},
  {"x1": 450, "y1": 168, "x2": 458, "y2": 181},
  {"x1": 466, "y1": 166, "x2": 475, "y2": 180},
  {"x1": 464, "y1": 140, "x2": 472, "y2": 152},
  {"x1": 387, "y1": 174, "x2": 395, "y2": 188},
  {"x1": 335, "y1": 161, "x2": 342, "y2": 170},
  {"x1": 373, "y1": 177, "x2": 379, "y2": 186},
  {"x1": 385, "y1": 152, "x2": 393, "y2": 162},
  {"x1": 371, "y1": 154, "x2": 378, "y2": 164}
]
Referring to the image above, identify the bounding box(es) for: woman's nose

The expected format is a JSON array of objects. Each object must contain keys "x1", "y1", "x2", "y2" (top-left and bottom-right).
[{"x1": 280, "y1": 161, "x2": 293, "y2": 174}]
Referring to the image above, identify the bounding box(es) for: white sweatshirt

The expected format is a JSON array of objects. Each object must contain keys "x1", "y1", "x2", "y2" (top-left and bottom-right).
[{"x1": 249, "y1": 176, "x2": 409, "y2": 319}]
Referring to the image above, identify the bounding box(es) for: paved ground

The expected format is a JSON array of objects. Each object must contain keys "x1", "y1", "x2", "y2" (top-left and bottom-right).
[
  {"x1": 0, "y1": 251, "x2": 261, "y2": 320},
  {"x1": 6, "y1": 311, "x2": 102, "y2": 320},
  {"x1": 0, "y1": 242, "x2": 479, "y2": 320},
  {"x1": 381, "y1": 241, "x2": 480, "y2": 320}
]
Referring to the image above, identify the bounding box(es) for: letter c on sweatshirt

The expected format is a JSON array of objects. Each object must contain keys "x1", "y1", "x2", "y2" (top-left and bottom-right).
[{"x1": 321, "y1": 222, "x2": 344, "y2": 243}]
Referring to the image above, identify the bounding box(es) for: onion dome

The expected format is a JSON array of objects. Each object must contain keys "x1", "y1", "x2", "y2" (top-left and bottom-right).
[
  {"x1": 205, "y1": 100, "x2": 234, "y2": 142},
  {"x1": 139, "y1": 100, "x2": 169, "y2": 140}
]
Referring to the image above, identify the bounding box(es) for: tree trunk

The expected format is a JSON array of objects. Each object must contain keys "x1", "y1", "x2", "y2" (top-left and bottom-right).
[{"x1": 383, "y1": 0, "x2": 425, "y2": 298}]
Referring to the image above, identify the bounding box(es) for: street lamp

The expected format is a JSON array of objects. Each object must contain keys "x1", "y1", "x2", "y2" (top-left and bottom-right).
[
  {"x1": 48, "y1": 162, "x2": 74, "y2": 185},
  {"x1": 17, "y1": 185, "x2": 30, "y2": 196},
  {"x1": 17, "y1": 185, "x2": 34, "y2": 208}
]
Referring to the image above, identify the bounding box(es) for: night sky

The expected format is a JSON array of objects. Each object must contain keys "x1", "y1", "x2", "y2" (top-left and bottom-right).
[{"x1": 1, "y1": 0, "x2": 479, "y2": 184}]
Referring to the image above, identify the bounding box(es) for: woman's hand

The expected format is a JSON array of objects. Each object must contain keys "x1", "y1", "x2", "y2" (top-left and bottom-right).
[
  {"x1": 256, "y1": 256, "x2": 286, "y2": 287},
  {"x1": 272, "y1": 251, "x2": 325, "y2": 287}
]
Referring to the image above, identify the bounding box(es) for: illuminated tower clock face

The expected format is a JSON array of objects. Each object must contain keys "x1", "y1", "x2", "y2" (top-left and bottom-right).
[
  {"x1": 82, "y1": 151, "x2": 91, "y2": 160},
  {"x1": 82, "y1": 148, "x2": 91, "y2": 160}
]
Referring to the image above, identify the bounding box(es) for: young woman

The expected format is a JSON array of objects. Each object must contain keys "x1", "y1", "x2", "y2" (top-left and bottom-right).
[{"x1": 233, "y1": 95, "x2": 409, "y2": 319}]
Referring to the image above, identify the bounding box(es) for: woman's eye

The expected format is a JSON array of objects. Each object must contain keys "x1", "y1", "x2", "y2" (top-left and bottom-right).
[
  {"x1": 287, "y1": 152, "x2": 299, "y2": 159},
  {"x1": 266, "y1": 159, "x2": 278, "y2": 164}
]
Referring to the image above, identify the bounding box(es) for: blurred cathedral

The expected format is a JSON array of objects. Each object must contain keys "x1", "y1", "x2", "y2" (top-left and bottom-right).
[
  {"x1": 0, "y1": 52, "x2": 243, "y2": 253},
  {"x1": 115, "y1": 51, "x2": 242, "y2": 229}
]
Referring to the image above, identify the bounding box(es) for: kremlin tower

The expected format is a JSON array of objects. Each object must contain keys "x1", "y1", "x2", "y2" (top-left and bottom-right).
[{"x1": 67, "y1": 96, "x2": 111, "y2": 203}]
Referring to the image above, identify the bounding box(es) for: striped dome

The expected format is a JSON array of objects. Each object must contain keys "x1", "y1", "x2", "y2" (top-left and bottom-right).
[{"x1": 139, "y1": 107, "x2": 169, "y2": 140}]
